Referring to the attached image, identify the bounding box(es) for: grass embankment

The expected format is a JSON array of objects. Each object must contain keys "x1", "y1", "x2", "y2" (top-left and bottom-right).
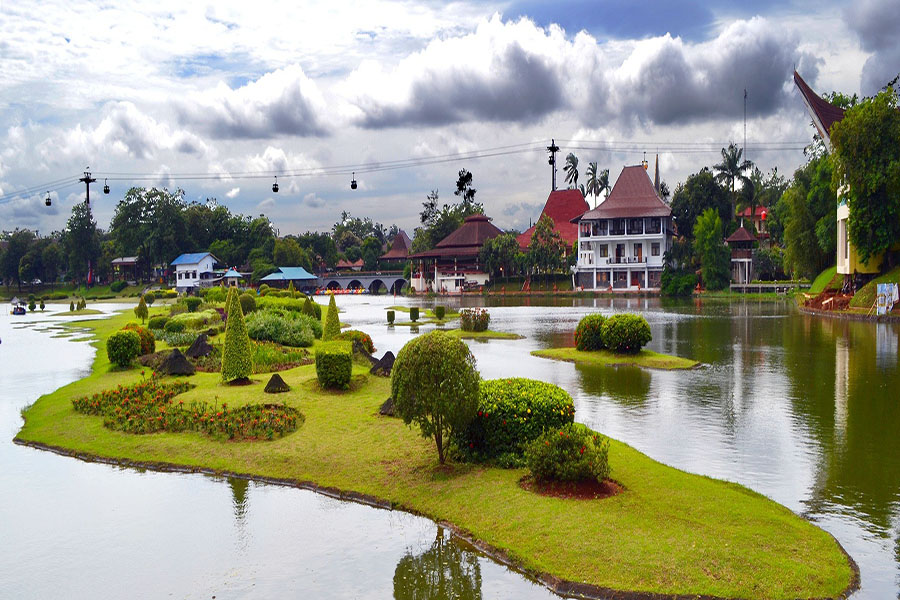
[
  {"x1": 56, "y1": 308, "x2": 104, "y2": 316},
  {"x1": 15, "y1": 309, "x2": 853, "y2": 600},
  {"x1": 849, "y1": 265, "x2": 900, "y2": 309},
  {"x1": 532, "y1": 347, "x2": 699, "y2": 370},
  {"x1": 447, "y1": 329, "x2": 523, "y2": 340},
  {"x1": 809, "y1": 267, "x2": 840, "y2": 295}
]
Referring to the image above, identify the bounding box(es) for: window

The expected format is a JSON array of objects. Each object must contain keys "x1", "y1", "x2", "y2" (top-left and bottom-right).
[
  {"x1": 615, "y1": 243, "x2": 625, "y2": 260},
  {"x1": 178, "y1": 272, "x2": 182, "y2": 280},
  {"x1": 633, "y1": 243, "x2": 642, "y2": 258},
  {"x1": 593, "y1": 220, "x2": 608, "y2": 236},
  {"x1": 651, "y1": 242, "x2": 660, "y2": 256},
  {"x1": 579, "y1": 222, "x2": 591, "y2": 237},
  {"x1": 628, "y1": 218, "x2": 643, "y2": 234},
  {"x1": 598, "y1": 244, "x2": 608, "y2": 258},
  {"x1": 610, "y1": 219, "x2": 625, "y2": 236},
  {"x1": 596, "y1": 271, "x2": 610, "y2": 287},
  {"x1": 580, "y1": 241, "x2": 592, "y2": 251},
  {"x1": 645, "y1": 218, "x2": 661, "y2": 234}
]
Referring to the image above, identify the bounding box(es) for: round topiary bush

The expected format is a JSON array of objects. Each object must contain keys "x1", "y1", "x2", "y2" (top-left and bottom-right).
[
  {"x1": 148, "y1": 315, "x2": 169, "y2": 330},
  {"x1": 574, "y1": 314, "x2": 607, "y2": 351},
  {"x1": 335, "y1": 329, "x2": 375, "y2": 354},
  {"x1": 409, "y1": 307, "x2": 419, "y2": 322},
  {"x1": 123, "y1": 323, "x2": 156, "y2": 355},
  {"x1": 524, "y1": 423, "x2": 610, "y2": 483},
  {"x1": 460, "y1": 378, "x2": 575, "y2": 462},
  {"x1": 144, "y1": 292, "x2": 155, "y2": 305},
  {"x1": 239, "y1": 292, "x2": 256, "y2": 315},
  {"x1": 392, "y1": 331, "x2": 480, "y2": 463},
  {"x1": 387, "y1": 310, "x2": 395, "y2": 324},
  {"x1": 434, "y1": 305, "x2": 446, "y2": 320},
  {"x1": 601, "y1": 313, "x2": 652, "y2": 354},
  {"x1": 184, "y1": 296, "x2": 202, "y2": 312},
  {"x1": 107, "y1": 330, "x2": 141, "y2": 368}
]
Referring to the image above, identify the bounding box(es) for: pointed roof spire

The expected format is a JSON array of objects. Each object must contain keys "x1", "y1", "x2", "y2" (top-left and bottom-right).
[{"x1": 654, "y1": 153, "x2": 660, "y2": 194}]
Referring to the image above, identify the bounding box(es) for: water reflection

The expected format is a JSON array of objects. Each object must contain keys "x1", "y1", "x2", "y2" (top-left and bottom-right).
[
  {"x1": 394, "y1": 527, "x2": 482, "y2": 600},
  {"x1": 575, "y1": 363, "x2": 650, "y2": 406}
]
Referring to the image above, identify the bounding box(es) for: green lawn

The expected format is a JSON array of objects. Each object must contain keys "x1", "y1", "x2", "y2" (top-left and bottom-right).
[
  {"x1": 809, "y1": 267, "x2": 839, "y2": 295},
  {"x1": 14, "y1": 309, "x2": 853, "y2": 600},
  {"x1": 850, "y1": 265, "x2": 900, "y2": 309},
  {"x1": 447, "y1": 328, "x2": 523, "y2": 340},
  {"x1": 532, "y1": 346, "x2": 699, "y2": 370}
]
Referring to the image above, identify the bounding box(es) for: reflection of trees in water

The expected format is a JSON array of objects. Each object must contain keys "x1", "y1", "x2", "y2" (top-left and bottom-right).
[
  {"x1": 575, "y1": 363, "x2": 650, "y2": 406},
  {"x1": 228, "y1": 476, "x2": 250, "y2": 522},
  {"x1": 393, "y1": 527, "x2": 482, "y2": 600}
]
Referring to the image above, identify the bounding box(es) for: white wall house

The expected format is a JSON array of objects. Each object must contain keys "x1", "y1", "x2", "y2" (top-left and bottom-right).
[
  {"x1": 171, "y1": 252, "x2": 220, "y2": 293},
  {"x1": 573, "y1": 165, "x2": 673, "y2": 291}
]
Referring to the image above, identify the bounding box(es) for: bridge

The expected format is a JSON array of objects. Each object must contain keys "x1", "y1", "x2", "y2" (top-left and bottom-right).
[{"x1": 317, "y1": 272, "x2": 408, "y2": 294}]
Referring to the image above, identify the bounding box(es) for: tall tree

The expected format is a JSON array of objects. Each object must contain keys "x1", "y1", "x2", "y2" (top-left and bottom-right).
[
  {"x1": 713, "y1": 142, "x2": 753, "y2": 219},
  {"x1": 563, "y1": 153, "x2": 579, "y2": 189},
  {"x1": 1, "y1": 229, "x2": 36, "y2": 291},
  {"x1": 670, "y1": 168, "x2": 731, "y2": 240},
  {"x1": 830, "y1": 88, "x2": 900, "y2": 264},
  {"x1": 781, "y1": 155, "x2": 836, "y2": 278},
  {"x1": 694, "y1": 208, "x2": 730, "y2": 290},
  {"x1": 528, "y1": 214, "x2": 566, "y2": 280},
  {"x1": 584, "y1": 163, "x2": 610, "y2": 207},
  {"x1": 479, "y1": 233, "x2": 520, "y2": 279}
]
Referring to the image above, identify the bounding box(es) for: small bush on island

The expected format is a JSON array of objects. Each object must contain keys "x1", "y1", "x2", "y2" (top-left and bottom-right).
[
  {"x1": 459, "y1": 378, "x2": 575, "y2": 464},
  {"x1": 184, "y1": 296, "x2": 203, "y2": 312},
  {"x1": 239, "y1": 292, "x2": 256, "y2": 315},
  {"x1": 148, "y1": 315, "x2": 169, "y2": 330},
  {"x1": 392, "y1": 331, "x2": 480, "y2": 464},
  {"x1": 335, "y1": 329, "x2": 375, "y2": 354},
  {"x1": 434, "y1": 305, "x2": 446, "y2": 320},
  {"x1": 107, "y1": 330, "x2": 141, "y2": 367},
  {"x1": 221, "y1": 289, "x2": 253, "y2": 382},
  {"x1": 525, "y1": 423, "x2": 610, "y2": 484},
  {"x1": 574, "y1": 314, "x2": 607, "y2": 351},
  {"x1": 134, "y1": 296, "x2": 149, "y2": 323},
  {"x1": 123, "y1": 323, "x2": 156, "y2": 356},
  {"x1": 323, "y1": 295, "x2": 341, "y2": 341},
  {"x1": 39, "y1": 299, "x2": 45, "y2": 311},
  {"x1": 409, "y1": 307, "x2": 419, "y2": 322},
  {"x1": 28, "y1": 300, "x2": 36, "y2": 312},
  {"x1": 387, "y1": 310, "x2": 395, "y2": 324},
  {"x1": 460, "y1": 308, "x2": 490, "y2": 332},
  {"x1": 315, "y1": 341, "x2": 352, "y2": 389},
  {"x1": 601, "y1": 313, "x2": 652, "y2": 354}
]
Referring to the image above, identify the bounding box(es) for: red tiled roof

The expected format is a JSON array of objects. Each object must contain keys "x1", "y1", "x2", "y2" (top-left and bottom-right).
[
  {"x1": 410, "y1": 214, "x2": 503, "y2": 259},
  {"x1": 380, "y1": 229, "x2": 412, "y2": 260},
  {"x1": 737, "y1": 206, "x2": 768, "y2": 218},
  {"x1": 336, "y1": 258, "x2": 364, "y2": 268},
  {"x1": 516, "y1": 189, "x2": 589, "y2": 250},
  {"x1": 577, "y1": 166, "x2": 671, "y2": 220},
  {"x1": 726, "y1": 225, "x2": 757, "y2": 243},
  {"x1": 794, "y1": 71, "x2": 846, "y2": 144}
]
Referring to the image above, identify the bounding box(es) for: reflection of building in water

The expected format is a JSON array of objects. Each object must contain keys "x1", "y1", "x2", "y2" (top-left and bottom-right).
[
  {"x1": 834, "y1": 337, "x2": 849, "y2": 445},
  {"x1": 875, "y1": 323, "x2": 898, "y2": 371}
]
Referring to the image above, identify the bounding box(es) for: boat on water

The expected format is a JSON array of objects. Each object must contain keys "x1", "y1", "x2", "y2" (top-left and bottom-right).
[{"x1": 10, "y1": 297, "x2": 26, "y2": 315}]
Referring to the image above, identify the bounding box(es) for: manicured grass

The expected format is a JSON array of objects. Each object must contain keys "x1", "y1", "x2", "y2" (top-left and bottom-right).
[
  {"x1": 14, "y1": 309, "x2": 853, "y2": 599},
  {"x1": 850, "y1": 265, "x2": 900, "y2": 309},
  {"x1": 809, "y1": 266, "x2": 839, "y2": 295},
  {"x1": 532, "y1": 346, "x2": 699, "y2": 370},
  {"x1": 447, "y1": 328, "x2": 523, "y2": 340},
  {"x1": 55, "y1": 308, "x2": 105, "y2": 316}
]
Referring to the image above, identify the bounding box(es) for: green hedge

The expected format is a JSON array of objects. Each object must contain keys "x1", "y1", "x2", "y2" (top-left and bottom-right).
[
  {"x1": 202, "y1": 287, "x2": 227, "y2": 303},
  {"x1": 148, "y1": 315, "x2": 169, "y2": 330},
  {"x1": 525, "y1": 423, "x2": 610, "y2": 483},
  {"x1": 574, "y1": 314, "x2": 606, "y2": 351},
  {"x1": 106, "y1": 330, "x2": 141, "y2": 368},
  {"x1": 169, "y1": 309, "x2": 221, "y2": 330},
  {"x1": 434, "y1": 305, "x2": 446, "y2": 320},
  {"x1": 245, "y1": 310, "x2": 316, "y2": 347},
  {"x1": 110, "y1": 280, "x2": 127, "y2": 293},
  {"x1": 122, "y1": 323, "x2": 156, "y2": 355},
  {"x1": 239, "y1": 293, "x2": 256, "y2": 314},
  {"x1": 601, "y1": 313, "x2": 652, "y2": 354},
  {"x1": 387, "y1": 310, "x2": 395, "y2": 324},
  {"x1": 164, "y1": 319, "x2": 186, "y2": 333},
  {"x1": 409, "y1": 307, "x2": 419, "y2": 322},
  {"x1": 183, "y1": 297, "x2": 203, "y2": 312},
  {"x1": 315, "y1": 342, "x2": 352, "y2": 389},
  {"x1": 459, "y1": 378, "x2": 575, "y2": 462}
]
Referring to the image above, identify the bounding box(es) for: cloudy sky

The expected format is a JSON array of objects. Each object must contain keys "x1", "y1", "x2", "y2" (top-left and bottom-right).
[{"x1": 1, "y1": 0, "x2": 897, "y2": 237}]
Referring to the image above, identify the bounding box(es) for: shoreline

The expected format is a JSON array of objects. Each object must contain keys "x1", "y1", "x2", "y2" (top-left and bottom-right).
[{"x1": 798, "y1": 305, "x2": 900, "y2": 323}]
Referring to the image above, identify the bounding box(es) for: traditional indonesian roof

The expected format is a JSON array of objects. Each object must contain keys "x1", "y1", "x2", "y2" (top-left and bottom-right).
[
  {"x1": 517, "y1": 189, "x2": 589, "y2": 250},
  {"x1": 737, "y1": 206, "x2": 768, "y2": 219},
  {"x1": 380, "y1": 229, "x2": 412, "y2": 260},
  {"x1": 111, "y1": 256, "x2": 138, "y2": 265},
  {"x1": 335, "y1": 258, "x2": 364, "y2": 269},
  {"x1": 171, "y1": 252, "x2": 218, "y2": 266},
  {"x1": 410, "y1": 214, "x2": 503, "y2": 259},
  {"x1": 793, "y1": 71, "x2": 846, "y2": 149},
  {"x1": 260, "y1": 266, "x2": 317, "y2": 281},
  {"x1": 726, "y1": 225, "x2": 757, "y2": 244},
  {"x1": 576, "y1": 166, "x2": 671, "y2": 220}
]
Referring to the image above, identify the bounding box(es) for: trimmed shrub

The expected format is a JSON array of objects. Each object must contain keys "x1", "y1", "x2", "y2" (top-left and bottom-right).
[
  {"x1": 256, "y1": 295, "x2": 306, "y2": 313},
  {"x1": 335, "y1": 329, "x2": 375, "y2": 354},
  {"x1": 156, "y1": 289, "x2": 178, "y2": 299},
  {"x1": 144, "y1": 292, "x2": 155, "y2": 305},
  {"x1": 315, "y1": 341, "x2": 352, "y2": 389},
  {"x1": 221, "y1": 291, "x2": 253, "y2": 382},
  {"x1": 525, "y1": 423, "x2": 610, "y2": 483},
  {"x1": 134, "y1": 296, "x2": 149, "y2": 323},
  {"x1": 245, "y1": 310, "x2": 315, "y2": 347},
  {"x1": 164, "y1": 319, "x2": 186, "y2": 333},
  {"x1": 184, "y1": 296, "x2": 203, "y2": 312},
  {"x1": 434, "y1": 305, "x2": 446, "y2": 320},
  {"x1": 39, "y1": 299, "x2": 45, "y2": 311},
  {"x1": 69, "y1": 301, "x2": 75, "y2": 311},
  {"x1": 169, "y1": 309, "x2": 221, "y2": 330},
  {"x1": 601, "y1": 313, "x2": 652, "y2": 354},
  {"x1": 110, "y1": 280, "x2": 128, "y2": 293},
  {"x1": 409, "y1": 306, "x2": 419, "y2": 322},
  {"x1": 323, "y1": 295, "x2": 340, "y2": 341},
  {"x1": 392, "y1": 331, "x2": 480, "y2": 463},
  {"x1": 460, "y1": 308, "x2": 490, "y2": 332},
  {"x1": 574, "y1": 314, "x2": 607, "y2": 351},
  {"x1": 302, "y1": 296, "x2": 316, "y2": 319},
  {"x1": 387, "y1": 310, "x2": 395, "y2": 324},
  {"x1": 123, "y1": 323, "x2": 156, "y2": 355},
  {"x1": 152, "y1": 329, "x2": 198, "y2": 347},
  {"x1": 239, "y1": 293, "x2": 256, "y2": 315},
  {"x1": 28, "y1": 300, "x2": 36, "y2": 312},
  {"x1": 107, "y1": 330, "x2": 141, "y2": 368},
  {"x1": 202, "y1": 287, "x2": 227, "y2": 303},
  {"x1": 460, "y1": 378, "x2": 575, "y2": 462},
  {"x1": 148, "y1": 315, "x2": 169, "y2": 330}
]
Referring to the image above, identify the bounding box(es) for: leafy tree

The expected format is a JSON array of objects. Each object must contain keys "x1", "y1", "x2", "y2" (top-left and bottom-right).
[
  {"x1": 527, "y1": 214, "x2": 566, "y2": 279},
  {"x1": 1, "y1": 229, "x2": 36, "y2": 291},
  {"x1": 391, "y1": 331, "x2": 480, "y2": 464},
  {"x1": 40, "y1": 242, "x2": 62, "y2": 286},
  {"x1": 62, "y1": 202, "x2": 100, "y2": 285},
  {"x1": 453, "y1": 169, "x2": 478, "y2": 212},
  {"x1": 563, "y1": 153, "x2": 579, "y2": 189},
  {"x1": 479, "y1": 233, "x2": 520, "y2": 279},
  {"x1": 361, "y1": 236, "x2": 383, "y2": 271},
  {"x1": 273, "y1": 237, "x2": 312, "y2": 270},
  {"x1": 133, "y1": 295, "x2": 148, "y2": 323},
  {"x1": 713, "y1": 142, "x2": 753, "y2": 219},
  {"x1": 415, "y1": 181, "x2": 483, "y2": 251},
  {"x1": 670, "y1": 168, "x2": 731, "y2": 240},
  {"x1": 584, "y1": 162, "x2": 610, "y2": 207},
  {"x1": 830, "y1": 88, "x2": 900, "y2": 264},
  {"x1": 694, "y1": 208, "x2": 730, "y2": 290},
  {"x1": 782, "y1": 155, "x2": 836, "y2": 278}
]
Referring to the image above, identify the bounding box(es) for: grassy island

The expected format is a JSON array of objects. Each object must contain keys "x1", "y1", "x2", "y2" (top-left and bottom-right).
[
  {"x1": 15, "y1": 309, "x2": 854, "y2": 600},
  {"x1": 532, "y1": 347, "x2": 699, "y2": 370},
  {"x1": 447, "y1": 328, "x2": 523, "y2": 340}
]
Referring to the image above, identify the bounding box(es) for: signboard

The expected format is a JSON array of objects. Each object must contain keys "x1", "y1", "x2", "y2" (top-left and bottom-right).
[{"x1": 876, "y1": 283, "x2": 899, "y2": 315}]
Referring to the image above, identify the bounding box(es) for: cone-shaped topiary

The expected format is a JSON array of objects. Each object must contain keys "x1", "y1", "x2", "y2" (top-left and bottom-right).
[
  {"x1": 221, "y1": 288, "x2": 253, "y2": 382},
  {"x1": 287, "y1": 280, "x2": 296, "y2": 296},
  {"x1": 224, "y1": 286, "x2": 237, "y2": 315},
  {"x1": 302, "y1": 296, "x2": 316, "y2": 318},
  {"x1": 323, "y1": 294, "x2": 341, "y2": 341},
  {"x1": 134, "y1": 295, "x2": 148, "y2": 323}
]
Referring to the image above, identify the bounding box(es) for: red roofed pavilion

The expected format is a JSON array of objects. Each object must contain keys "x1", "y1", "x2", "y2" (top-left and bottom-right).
[
  {"x1": 379, "y1": 229, "x2": 412, "y2": 267},
  {"x1": 516, "y1": 189, "x2": 589, "y2": 251},
  {"x1": 409, "y1": 214, "x2": 503, "y2": 293}
]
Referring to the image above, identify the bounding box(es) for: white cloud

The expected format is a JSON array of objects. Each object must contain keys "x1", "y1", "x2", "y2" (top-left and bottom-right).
[{"x1": 226, "y1": 187, "x2": 240, "y2": 199}]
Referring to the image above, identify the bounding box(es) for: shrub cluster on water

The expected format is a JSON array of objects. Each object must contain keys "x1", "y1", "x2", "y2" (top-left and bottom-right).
[
  {"x1": 573, "y1": 313, "x2": 652, "y2": 354},
  {"x1": 72, "y1": 376, "x2": 301, "y2": 440},
  {"x1": 524, "y1": 423, "x2": 610, "y2": 484},
  {"x1": 433, "y1": 305, "x2": 446, "y2": 320},
  {"x1": 460, "y1": 308, "x2": 490, "y2": 332}
]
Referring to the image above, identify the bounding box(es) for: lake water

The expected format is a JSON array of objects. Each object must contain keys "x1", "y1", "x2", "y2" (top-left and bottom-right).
[{"x1": 1, "y1": 296, "x2": 898, "y2": 598}]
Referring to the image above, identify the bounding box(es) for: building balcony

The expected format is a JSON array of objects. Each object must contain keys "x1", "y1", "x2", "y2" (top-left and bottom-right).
[{"x1": 607, "y1": 256, "x2": 646, "y2": 265}]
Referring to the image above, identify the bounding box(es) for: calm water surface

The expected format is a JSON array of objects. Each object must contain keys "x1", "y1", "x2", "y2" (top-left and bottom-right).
[{"x1": 2, "y1": 297, "x2": 898, "y2": 598}]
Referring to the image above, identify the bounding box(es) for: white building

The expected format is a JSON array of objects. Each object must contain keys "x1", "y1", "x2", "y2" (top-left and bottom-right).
[
  {"x1": 573, "y1": 165, "x2": 673, "y2": 291},
  {"x1": 171, "y1": 252, "x2": 220, "y2": 293}
]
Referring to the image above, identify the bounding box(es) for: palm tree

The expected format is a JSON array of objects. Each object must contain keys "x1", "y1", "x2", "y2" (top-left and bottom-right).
[
  {"x1": 584, "y1": 162, "x2": 611, "y2": 209},
  {"x1": 713, "y1": 142, "x2": 753, "y2": 219},
  {"x1": 737, "y1": 167, "x2": 763, "y2": 232},
  {"x1": 563, "y1": 153, "x2": 579, "y2": 189}
]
